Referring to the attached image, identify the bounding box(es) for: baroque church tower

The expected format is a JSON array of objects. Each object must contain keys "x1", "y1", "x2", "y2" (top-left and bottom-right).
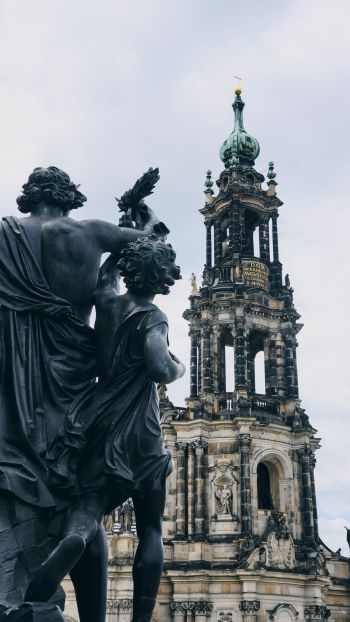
[
  {"x1": 155, "y1": 88, "x2": 350, "y2": 622},
  {"x1": 63, "y1": 89, "x2": 350, "y2": 622}
]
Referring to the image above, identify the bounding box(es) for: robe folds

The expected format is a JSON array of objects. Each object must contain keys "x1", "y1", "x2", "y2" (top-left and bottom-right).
[
  {"x1": 0, "y1": 216, "x2": 96, "y2": 509},
  {"x1": 47, "y1": 306, "x2": 173, "y2": 512}
]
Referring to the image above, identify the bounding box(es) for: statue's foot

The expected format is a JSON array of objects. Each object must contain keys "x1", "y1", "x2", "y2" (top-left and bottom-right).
[{"x1": 25, "y1": 535, "x2": 85, "y2": 603}]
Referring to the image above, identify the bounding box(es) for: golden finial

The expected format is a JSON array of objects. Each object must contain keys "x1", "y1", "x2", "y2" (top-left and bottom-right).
[{"x1": 234, "y1": 75, "x2": 242, "y2": 95}]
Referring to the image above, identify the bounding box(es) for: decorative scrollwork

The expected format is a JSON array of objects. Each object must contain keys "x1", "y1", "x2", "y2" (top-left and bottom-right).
[{"x1": 240, "y1": 600, "x2": 260, "y2": 613}]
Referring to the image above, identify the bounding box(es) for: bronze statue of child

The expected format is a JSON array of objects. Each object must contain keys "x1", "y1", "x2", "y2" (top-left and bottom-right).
[{"x1": 25, "y1": 236, "x2": 185, "y2": 622}]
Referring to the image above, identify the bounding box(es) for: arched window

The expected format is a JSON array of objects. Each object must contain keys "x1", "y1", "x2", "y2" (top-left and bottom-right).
[{"x1": 257, "y1": 462, "x2": 274, "y2": 509}]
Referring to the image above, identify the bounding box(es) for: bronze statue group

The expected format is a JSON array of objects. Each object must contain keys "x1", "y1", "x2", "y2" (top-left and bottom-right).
[{"x1": 0, "y1": 167, "x2": 185, "y2": 622}]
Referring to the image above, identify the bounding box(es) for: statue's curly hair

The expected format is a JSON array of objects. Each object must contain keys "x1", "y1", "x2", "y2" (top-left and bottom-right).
[
  {"x1": 17, "y1": 166, "x2": 87, "y2": 214},
  {"x1": 117, "y1": 236, "x2": 181, "y2": 296}
]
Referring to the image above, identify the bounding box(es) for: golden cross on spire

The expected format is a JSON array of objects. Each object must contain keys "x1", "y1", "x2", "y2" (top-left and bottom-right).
[{"x1": 233, "y1": 75, "x2": 242, "y2": 95}]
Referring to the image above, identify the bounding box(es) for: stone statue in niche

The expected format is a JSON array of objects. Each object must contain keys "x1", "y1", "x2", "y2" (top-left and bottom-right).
[
  {"x1": 209, "y1": 466, "x2": 238, "y2": 528},
  {"x1": 216, "y1": 485, "x2": 232, "y2": 515},
  {"x1": 0, "y1": 166, "x2": 185, "y2": 622}
]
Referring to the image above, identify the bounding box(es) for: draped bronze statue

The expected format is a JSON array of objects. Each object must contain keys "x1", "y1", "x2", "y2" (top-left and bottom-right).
[{"x1": 0, "y1": 167, "x2": 185, "y2": 622}]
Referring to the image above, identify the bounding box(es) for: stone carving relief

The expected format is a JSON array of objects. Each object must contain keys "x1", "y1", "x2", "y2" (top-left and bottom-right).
[
  {"x1": 106, "y1": 598, "x2": 133, "y2": 613},
  {"x1": 170, "y1": 601, "x2": 213, "y2": 617},
  {"x1": 217, "y1": 610, "x2": 234, "y2": 622},
  {"x1": 264, "y1": 511, "x2": 295, "y2": 570},
  {"x1": 304, "y1": 606, "x2": 330, "y2": 621},
  {"x1": 268, "y1": 603, "x2": 299, "y2": 621}
]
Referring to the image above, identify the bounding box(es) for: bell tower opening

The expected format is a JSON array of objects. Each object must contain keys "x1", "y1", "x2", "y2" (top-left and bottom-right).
[
  {"x1": 254, "y1": 350, "x2": 265, "y2": 395},
  {"x1": 243, "y1": 208, "x2": 260, "y2": 258},
  {"x1": 257, "y1": 462, "x2": 281, "y2": 510}
]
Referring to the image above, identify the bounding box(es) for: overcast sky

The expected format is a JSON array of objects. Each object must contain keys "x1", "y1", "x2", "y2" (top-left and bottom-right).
[{"x1": 0, "y1": 0, "x2": 349, "y2": 553}]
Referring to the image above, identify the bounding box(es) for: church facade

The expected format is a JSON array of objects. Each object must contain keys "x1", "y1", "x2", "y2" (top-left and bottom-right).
[{"x1": 63, "y1": 90, "x2": 350, "y2": 622}]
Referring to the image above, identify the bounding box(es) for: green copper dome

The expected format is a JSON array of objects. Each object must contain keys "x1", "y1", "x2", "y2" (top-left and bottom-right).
[{"x1": 219, "y1": 91, "x2": 260, "y2": 168}]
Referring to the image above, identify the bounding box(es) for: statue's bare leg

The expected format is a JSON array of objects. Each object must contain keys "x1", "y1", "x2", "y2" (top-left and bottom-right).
[
  {"x1": 131, "y1": 488, "x2": 166, "y2": 622},
  {"x1": 69, "y1": 524, "x2": 108, "y2": 622},
  {"x1": 24, "y1": 494, "x2": 104, "y2": 603}
]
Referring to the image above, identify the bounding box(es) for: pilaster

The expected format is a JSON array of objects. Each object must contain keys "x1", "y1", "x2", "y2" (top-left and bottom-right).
[
  {"x1": 190, "y1": 332, "x2": 199, "y2": 398},
  {"x1": 298, "y1": 445, "x2": 315, "y2": 543},
  {"x1": 175, "y1": 442, "x2": 187, "y2": 538},
  {"x1": 205, "y1": 221, "x2": 212, "y2": 267},
  {"x1": 187, "y1": 443, "x2": 196, "y2": 538},
  {"x1": 239, "y1": 600, "x2": 260, "y2": 622},
  {"x1": 259, "y1": 215, "x2": 270, "y2": 262},
  {"x1": 194, "y1": 439, "x2": 208, "y2": 537},
  {"x1": 239, "y1": 433, "x2": 252, "y2": 534}
]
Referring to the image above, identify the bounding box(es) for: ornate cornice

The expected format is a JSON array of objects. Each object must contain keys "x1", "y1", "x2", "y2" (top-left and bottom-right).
[
  {"x1": 106, "y1": 599, "x2": 133, "y2": 612},
  {"x1": 170, "y1": 601, "x2": 213, "y2": 616},
  {"x1": 192, "y1": 438, "x2": 208, "y2": 451}
]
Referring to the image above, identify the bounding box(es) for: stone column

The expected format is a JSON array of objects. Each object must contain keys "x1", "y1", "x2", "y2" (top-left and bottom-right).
[
  {"x1": 304, "y1": 606, "x2": 330, "y2": 622},
  {"x1": 298, "y1": 445, "x2": 315, "y2": 542},
  {"x1": 259, "y1": 216, "x2": 270, "y2": 261},
  {"x1": 214, "y1": 219, "x2": 223, "y2": 264},
  {"x1": 193, "y1": 601, "x2": 213, "y2": 621},
  {"x1": 219, "y1": 334, "x2": 226, "y2": 393},
  {"x1": 271, "y1": 212, "x2": 279, "y2": 262},
  {"x1": 230, "y1": 198, "x2": 241, "y2": 254},
  {"x1": 117, "y1": 599, "x2": 133, "y2": 622},
  {"x1": 310, "y1": 454, "x2": 319, "y2": 542},
  {"x1": 239, "y1": 434, "x2": 252, "y2": 534},
  {"x1": 190, "y1": 332, "x2": 198, "y2": 398},
  {"x1": 194, "y1": 439, "x2": 207, "y2": 537},
  {"x1": 212, "y1": 324, "x2": 221, "y2": 393},
  {"x1": 175, "y1": 442, "x2": 187, "y2": 538},
  {"x1": 266, "y1": 334, "x2": 277, "y2": 397},
  {"x1": 283, "y1": 332, "x2": 298, "y2": 398},
  {"x1": 239, "y1": 600, "x2": 260, "y2": 622},
  {"x1": 275, "y1": 331, "x2": 285, "y2": 396},
  {"x1": 170, "y1": 602, "x2": 188, "y2": 622},
  {"x1": 187, "y1": 443, "x2": 196, "y2": 538},
  {"x1": 202, "y1": 322, "x2": 212, "y2": 391},
  {"x1": 206, "y1": 222, "x2": 212, "y2": 267},
  {"x1": 198, "y1": 335, "x2": 202, "y2": 394},
  {"x1": 235, "y1": 318, "x2": 247, "y2": 389}
]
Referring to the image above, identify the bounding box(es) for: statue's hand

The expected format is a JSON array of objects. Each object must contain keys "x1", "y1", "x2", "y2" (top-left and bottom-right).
[
  {"x1": 135, "y1": 205, "x2": 170, "y2": 239},
  {"x1": 119, "y1": 211, "x2": 134, "y2": 229}
]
